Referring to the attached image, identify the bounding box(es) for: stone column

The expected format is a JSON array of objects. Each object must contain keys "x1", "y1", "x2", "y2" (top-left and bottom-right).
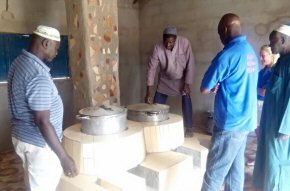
[{"x1": 65, "y1": 0, "x2": 119, "y2": 112}]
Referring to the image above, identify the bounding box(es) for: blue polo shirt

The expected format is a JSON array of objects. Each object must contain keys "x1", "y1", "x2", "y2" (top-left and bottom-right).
[
  {"x1": 257, "y1": 67, "x2": 272, "y2": 101},
  {"x1": 7, "y1": 50, "x2": 64, "y2": 147},
  {"x1": 201, "y1": 36, "x2": 258, "y2": 132}
]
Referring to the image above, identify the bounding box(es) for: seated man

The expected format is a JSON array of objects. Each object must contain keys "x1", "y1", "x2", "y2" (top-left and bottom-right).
[{"x1": 144, "y1": 26, "x2": 195, "y2": 136}]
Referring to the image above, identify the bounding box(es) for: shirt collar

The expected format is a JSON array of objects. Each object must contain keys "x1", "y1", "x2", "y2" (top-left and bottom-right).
[
  {"x1": 22, "y1": 49, "x2": 50, "y2": 72},
  {"x1": 227, "y1": 35, "x2": 246, "y2": 46}
]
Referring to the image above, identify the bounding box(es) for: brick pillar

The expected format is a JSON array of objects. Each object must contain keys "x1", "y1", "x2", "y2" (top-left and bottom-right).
[{"x1": 65, "y1": 0, "x2": 119, "y2": 112}]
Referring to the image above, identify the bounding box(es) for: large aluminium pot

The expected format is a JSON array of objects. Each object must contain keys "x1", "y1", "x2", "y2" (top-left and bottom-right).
[
  {"x1": 127, "y1": 103, "x2": 170, "y2": 122},
  {"x1": 76, "y1": 105, "x2": 127, "y2": 136}
]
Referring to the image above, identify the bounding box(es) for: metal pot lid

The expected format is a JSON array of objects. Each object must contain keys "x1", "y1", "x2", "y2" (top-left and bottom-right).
[
  {"x1": 79, "y1": 105, "x2": 125, "y2": 117},
  {"x1": 127, "y1": 103, "x2": 169, "y2": 112}
]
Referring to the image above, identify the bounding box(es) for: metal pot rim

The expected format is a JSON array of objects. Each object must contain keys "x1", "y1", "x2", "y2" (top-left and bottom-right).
[
  {"x1": 78, "y1": 105, "x2": 126, "y2": 117},
  {"x1": 78, "y1": 112, "x2": 126, "y2": 118},
  {"x1": 127, "y1": 103, "x2": 169, "y2": 112}
]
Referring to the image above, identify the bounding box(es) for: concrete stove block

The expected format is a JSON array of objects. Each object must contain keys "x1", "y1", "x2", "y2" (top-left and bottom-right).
[
  {"x1": 129, "y1": 151, "x2": 193, "y2": 191},
  {"x1": 176, "y1": 136, "x2": 209, "y2": 169},
  {"x1": 185, "y1": 167, "x2": 206, "y2": 191},
  {"x1": 194, "y1": 132, "x2": 212, "y2": 149},
  {"x1": 63, "y1": 121, "x2": 146, "y2": 175},
  {"x1": 97, "y1": 171, "x2": 146, "y2": 191},
  {"x1": 57, "y1": 174, "x2": 106, "y2": 191},
  {"x1": 131, "y1": 114, "x2": 184, "y2": 153}
]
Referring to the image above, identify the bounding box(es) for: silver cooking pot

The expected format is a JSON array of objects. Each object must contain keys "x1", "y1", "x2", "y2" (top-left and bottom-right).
[
  {"x1": 127, "y1": 103, "x2": 170, "y2": 122},
  {"x1": 76, "y1": 105, "x2": 127, "y2": 136}
]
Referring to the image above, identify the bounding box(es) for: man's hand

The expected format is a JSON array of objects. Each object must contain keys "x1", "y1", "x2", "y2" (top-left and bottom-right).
[
  {"x1": 182, "y1": 83, "x2": 190, "y2": 96},
  {"x1": 145, "y1": 86, "x2": 154, "y2": 104},
  {"x1": 278, "y1": 133, "x2": 290, "y2": 141},
  {"x1": 34, "y1": 110, "x2": 78, "y2": 178},
  {"x1": 211, "y1": 83, "x2": 220, "y2": 94},
  {"x1": 60, "y1": 155, "x2": 78, "y2": 177},
  {"x1": 255, "y1": 127, "x2": 260, "y2": 138},
  {"x1": 258, "y1": 88, "x2": 266, "y2": 97},
  {"x1": 201, "y1": 83, "x2": 221, "y2": 95},
  {"x1": 145, "y1": 94, "x2": 153, "y2": 104}
]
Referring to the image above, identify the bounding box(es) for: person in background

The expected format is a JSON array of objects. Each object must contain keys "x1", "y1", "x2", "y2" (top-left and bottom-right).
[
  {"x1": 200, "y1": 13, "x2": 258, "y2": 191},
  {"x1": 253, "y1": 24, "x2": 290, "y2": 191},
  {"x1": 246, "y1": 44, "x2": 279, "y2": 166},
  {"x1": 144, "y1": 26, "x2": 195, "y2": 136},
  {"x1": 257, "y1": 45, "x2": 279, "y2": 131},
  {"x1": 7, "y1": 25, "x2": 78, "y2": 191}
]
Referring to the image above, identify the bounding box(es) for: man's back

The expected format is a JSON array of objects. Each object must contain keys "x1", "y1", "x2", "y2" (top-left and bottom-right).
[
  {"x1": 200, "y1": 13, "x2": 254, "y2": 191},
  {"x1": 202, "y1": 36, "x2": 258, "y2": 131}
]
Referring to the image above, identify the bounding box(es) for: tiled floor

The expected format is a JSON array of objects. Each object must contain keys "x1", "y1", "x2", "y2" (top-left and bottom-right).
[
  {"x1": 0, "y1": 150, "x2": 27, "y2": 191},
  {"x1": 0, "y1": 132, "x2": 258, "y2": 191},
  {"x1": 244, "y1": 132, "x2": 258, "y2": 191}
]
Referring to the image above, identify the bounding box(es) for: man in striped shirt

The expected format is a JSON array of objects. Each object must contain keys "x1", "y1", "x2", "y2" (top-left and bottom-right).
[{"x1": 7, "y1": 25, "x2": 78, "y2": 191}]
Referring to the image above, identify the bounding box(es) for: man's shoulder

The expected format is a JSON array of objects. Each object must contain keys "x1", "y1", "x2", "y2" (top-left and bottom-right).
[
  {"x1": 282, "y1": 54, "x2": 290, "y2": 62},
  {"x1": 235, "y1": 38, "x2": 255, "y2": 51},
  {"x1": 214, "y1": 48, "x2": 230, "y2": 61},
  {"x1": 13, "y1": 52, "x2": 35, "y2": 66},
  {"x1": 276, "y1": 54, "x2": 290, "y2": 70},
  {"x1": 153, "y1": 40, "x2": 165, "y2": 51},
  {"x1": 225, "y1": 40, "x2": 255, "y2": 55},
  {"x1": 12, "y1": 54, "x2": 50, "y2": 82},
  {"x1": 177, "y1": 36, "x2": 190, "y2": 43}
]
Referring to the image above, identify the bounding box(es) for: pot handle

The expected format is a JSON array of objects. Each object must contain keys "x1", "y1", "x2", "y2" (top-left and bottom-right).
[
  {"x1": 145, "y1": 111, "x2": 160, "y2": 116},
  {"x1": 100, "y1": 105, "x2": 113, "y2": 111},
  {"x1": 76, "y1": 115, "x2": 90, "y2": 120}
]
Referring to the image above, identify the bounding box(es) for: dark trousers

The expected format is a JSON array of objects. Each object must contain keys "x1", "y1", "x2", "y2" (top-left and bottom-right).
[{"x1": 154, "y1": 91, "x2": 193, "y2": 130}]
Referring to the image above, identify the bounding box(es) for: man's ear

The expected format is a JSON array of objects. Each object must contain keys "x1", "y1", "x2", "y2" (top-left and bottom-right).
[
  {"x1": 281, "y1": 35, "x2": 286, "y2": 45},
  {"x1": 224, "y1": 26, "x2": 228, "y2": 36},
  {"x1": 284, "y1": 35, "x2": 290, "y2": 45},
  {"x1": 41, "y1": 39, "x2": 50, "y2": 48}
]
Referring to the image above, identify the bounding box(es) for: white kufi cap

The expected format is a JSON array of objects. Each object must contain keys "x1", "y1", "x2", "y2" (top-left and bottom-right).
[
  {"x1": 275, "y1": 24, "x2": 290, "y2": 37},
  {"x1": 33, "y1": 25, "x2": 61, "y2": 41}
]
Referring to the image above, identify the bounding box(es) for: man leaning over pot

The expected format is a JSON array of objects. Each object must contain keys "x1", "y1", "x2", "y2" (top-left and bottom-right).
[{"x1": 144, "y1": 26, "x2": 195, "y2": 136}]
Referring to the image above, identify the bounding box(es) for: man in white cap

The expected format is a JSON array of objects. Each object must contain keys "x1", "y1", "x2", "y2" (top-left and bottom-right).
[
  {"x1": 253, "y1": 23, "x2": 290, "y2": 191},
  {"x1": 7, "y1": 25, "x2": 78, "y2": 191},
  {"x1": 144, "y1": 26, "x2": 195, "y2": 136}
]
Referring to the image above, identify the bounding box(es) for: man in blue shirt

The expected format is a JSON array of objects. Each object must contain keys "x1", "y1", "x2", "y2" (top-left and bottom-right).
[{"x1": 200, "y1": 13, "x2": 258, "y2": 191}]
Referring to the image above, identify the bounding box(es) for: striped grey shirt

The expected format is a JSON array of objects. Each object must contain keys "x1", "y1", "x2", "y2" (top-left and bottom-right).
[{"x1": 7, "y1": 50, "x2": 64, "y2": 147}]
